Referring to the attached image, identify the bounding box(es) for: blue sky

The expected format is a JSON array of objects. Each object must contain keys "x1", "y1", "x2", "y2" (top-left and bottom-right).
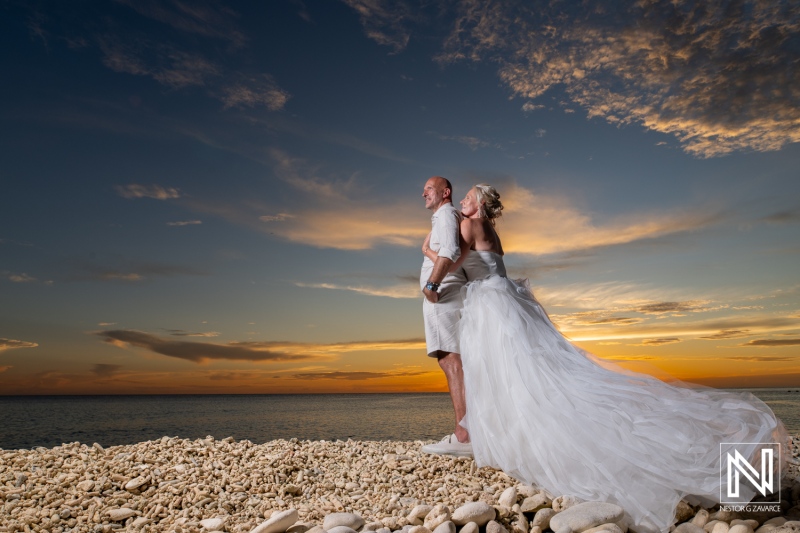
[{"x1": 1, "y1": 0, "x2": 799, "y2": 393}]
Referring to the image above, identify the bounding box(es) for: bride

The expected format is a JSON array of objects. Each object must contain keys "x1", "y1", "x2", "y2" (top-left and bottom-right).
[{"x1": 446, "y1": 184, "x2": 789, "y2": 533}]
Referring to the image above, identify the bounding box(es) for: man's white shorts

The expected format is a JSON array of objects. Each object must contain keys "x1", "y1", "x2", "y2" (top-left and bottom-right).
[{"x1": 423, "y1": 278, "x2": 465, "y2": 357}]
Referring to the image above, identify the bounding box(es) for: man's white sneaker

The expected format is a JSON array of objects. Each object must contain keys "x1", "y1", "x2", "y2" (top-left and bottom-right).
[{"x1": 421, "y1": 433, "x2": 473, "y2": 457}]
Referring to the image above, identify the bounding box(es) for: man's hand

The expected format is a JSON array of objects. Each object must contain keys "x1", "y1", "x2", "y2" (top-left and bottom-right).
[{"x1": 423, "y1": 287, "x2": 440, "y2": 303}]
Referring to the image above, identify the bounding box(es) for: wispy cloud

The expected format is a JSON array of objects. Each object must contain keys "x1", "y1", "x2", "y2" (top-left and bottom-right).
[
  {"x1": 430, "y1": 132, "x2": 492, "y2": 150},
  {"x1": 742, "y1": 338, "x2": 800, "y2": 347},
  {"x1": 634, "y1": 337, "x2": 682, "y2": 346},
  {"x1": 91, "y1": 363, "x2": 123, "y2": 377},
  {"x1": 0, "y1": 366, "x2": 11, "y2": 373},
  {"x1": 218, "y1": 73, "x2": 290, "y2": 111},
  {"x1": 635, "y1": 301, "x2": 715, "y2": 315},
  {"x1": 295, "y1": 281, "x2": 419, "y2": 299},
  {"x1": 727, "y1": 355, "x2": 798, "y2": 362},
  {"x1": 99, "y1": 37, "x2": 219, "y2": 88},
  {"x1": 96, "y1": 329, "x2": 425, "y2": 363},
  {"x1": 260, "y1": 213, "x2": 294, "y2": 222},
  {"x1": 0, "y1": 338, "x2": 38, "y2": 351},
  {"x1": 114, "y1": 0, "x2": 247, "y2": 47},
  {"x1": 761, "y1": 208, "x2": 800, "y2": 224},
  {"x1": 438, "y1": 1, "x2": 800, "y2": 157},
  {"x1": 522, "y1": 102, "x2": 545, "y2": 113},
  {"x1": 699, "y1": 329, "x2": 752, "y2": 340},
  {"x1": 165, "y1": 329, "x2": 221, "y2": 337},
  {"x1": 167, "y1": 220, "x2": 202, "y2": 226},
  {"x1": 75, "y1": 260, "x2": 207, "y2": 283},
  {"x1": 116, "y1": 184, "x2": 181, "y2": 200},
  {"x1": 8, "y1": 273, "x2": 36, "y2": 283},
  {"x1": 341, "y1": 0, "x2": 412, "y2": 53},
  {"x1": 293, "y1": 369, "x2": 432, "y2": 381}
]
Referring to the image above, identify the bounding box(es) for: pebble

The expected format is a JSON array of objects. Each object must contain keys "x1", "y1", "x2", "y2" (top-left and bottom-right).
[
  {"x1": 202, "y1": 518, "x2": 228, "y2": 530},
  {"x1": 553, "y1": 495, "x2": 583, "y2": 512},
  {"x1": 583, "y1": 524, "x2": 624, "y2": 533},
  {"x1": 550, "y1": 502, "x2": 625, "y2": 533},
  {"x1": 107, "y1": 508, "x2": 138, "y2": 521},
  {"x1": 252, "y1": 509, "x2": 300, "y2": 533},
  {"x1": 324, "y1": 512, "x2": 366, "y2": 531},
  {"x1": 125, "y1": 474, "x2": 148, "y2": 490},
  {"x1": 522, "y1": 494, "x2": 553, "y2": 513},
  {"x1": 452, "y1": 502, "x2": 496, "y2": 526},
  {"x1": 424, "y1": 505, "x2": 452, "y2": 530},
  {"x1": 460, "y1": 523, "x2": 480, "y2": 533},
  {"x1": 487, "y1": 520, "x2": 509, "y2": 533},
  {"x1": 410, "y1": 506, "x2": 435, "y2": 521},
  {"x1": 329, "y1": 527, "x2": 360, "y2": 533},
  {"x1": 433, "y1": 521, "x2": 457, "y2": 533},
  {"x1": 729, "y1": 525, "x2": 755, "y2": 533},
  {"x1": 0, "y1": 435, "x2": 796, "y2": 533},
  {"x1": 693, "y1": 511, "x2": 712, "y2": 528},
  {"x1": 532, "y1": 508, "x2": 557, "y2": 530},
  {"x1": 676, "y1": 524, "x2": 708, "y2": 533},
  {"x1": 499, "y1": 487, "x2": 518, "y2": 508}
]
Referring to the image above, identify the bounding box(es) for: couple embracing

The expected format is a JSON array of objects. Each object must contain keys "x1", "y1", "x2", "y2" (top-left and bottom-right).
[{"x1": 414, "y1": 176, "x2": 789, "y2": 533}]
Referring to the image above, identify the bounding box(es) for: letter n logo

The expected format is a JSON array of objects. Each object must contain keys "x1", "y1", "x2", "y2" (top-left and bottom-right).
[{"x1": 721, "y1": 443, "x2": 780, "y2": 504}]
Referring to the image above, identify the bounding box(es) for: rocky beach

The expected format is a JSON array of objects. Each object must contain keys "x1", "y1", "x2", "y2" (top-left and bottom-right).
[{"x1": 1, "y1": 436, "x2": 798, "y2": 533}]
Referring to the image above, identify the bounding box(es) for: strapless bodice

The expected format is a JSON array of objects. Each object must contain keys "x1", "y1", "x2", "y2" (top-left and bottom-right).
[{"x1": 461, "y1": 250, "x2": 507, "y2": 281}]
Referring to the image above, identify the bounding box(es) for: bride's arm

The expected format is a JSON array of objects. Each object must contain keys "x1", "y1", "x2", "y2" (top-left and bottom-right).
[{"x1": 449, "y1": 219, "x2": 475, "y2": 272}]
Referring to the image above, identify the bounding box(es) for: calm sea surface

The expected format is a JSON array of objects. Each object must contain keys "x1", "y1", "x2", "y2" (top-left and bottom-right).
[{"x1": 1, "y1": 389, "x2": 798, "y2": 450}]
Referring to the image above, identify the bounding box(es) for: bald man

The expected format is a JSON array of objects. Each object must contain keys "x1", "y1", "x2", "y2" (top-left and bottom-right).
[{"x1": 419, "y1": 176, "x2": 472, "y2": 457}]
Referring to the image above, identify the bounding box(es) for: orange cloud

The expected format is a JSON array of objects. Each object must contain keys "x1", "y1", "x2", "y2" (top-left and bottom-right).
[
  {"x1": 500, "y1": 184, "x2": 721, "y2": 255},
  {"x1": 0, "y1": 338, "x2": 38, "y2": 351}
]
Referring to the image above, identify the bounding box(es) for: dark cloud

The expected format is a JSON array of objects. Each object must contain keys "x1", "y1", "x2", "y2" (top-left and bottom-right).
[
  {"x1": 635, "y1": 337, "x2": 682, "y2": 346},
  {"x1": 96, "y1": 330, "x2": 424, "y2": 363},
  {"x1": 635, "y1": 301, "x2": 708, "y2": 314},
  {"x1": 208, "y1": 371, "x2": 261, "y2": 381},
  {"x1": 165, "y1": 329, "x2": 220, "y2": 337},
  {"x1": 553, "y1": 311, "x2": 644, "y2": 327},
  {"x1": 167, "y1": 220, "x2": 202, "y2": 226},
  {"x1": 699, "y1": 329, "x2": 752, "y2": 340},
  {"x1": 742, "y1": 338, "x2": 800, "y2": 347},
  {"x1": 761, "y1": 209, "x2": 800, "y2": 224},
  {"x1": 690, "y1": 373, "x2": 800, "y2": 388},
  {"x1": 437, "y1": 0, "x2": 800, "y2": 157},
  {"x1": 293, "y1": 370, "x2": 429, "y2": 381},
  {"x1": 97, "y1": 330, "x2": 313, "y2": 363},
  {"x1": 116, "y1": 184, "x2": 181, "y2": 200},
  {"x1": 73, "y1": 260, "x2": 208, "y2": 283},
  {"x1": 91, "y1": 364, "x2": 123, "y2": 377},
  {"x1": 727, "y1": 355, "x2": 798, "y2": 362}
]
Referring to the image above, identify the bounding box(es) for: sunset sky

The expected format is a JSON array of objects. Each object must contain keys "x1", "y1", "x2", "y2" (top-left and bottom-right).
[{"x1": 1, "y1": 0, "x2": 799, "y2": 394}]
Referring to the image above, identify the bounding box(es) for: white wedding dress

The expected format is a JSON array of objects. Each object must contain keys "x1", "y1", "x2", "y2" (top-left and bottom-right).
[{"x1": 459, "y1": 251, "x2": 789, "y2": 533}]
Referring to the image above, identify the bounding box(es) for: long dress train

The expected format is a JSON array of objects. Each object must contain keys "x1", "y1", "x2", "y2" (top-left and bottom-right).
[{"x1": 458, "y1": 251, "x2": 790, "y2": 533}]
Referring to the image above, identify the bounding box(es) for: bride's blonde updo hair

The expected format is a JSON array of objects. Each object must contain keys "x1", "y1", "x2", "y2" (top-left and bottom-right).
[{"x1": 473, "y1": 183, "x2": 503, "y2": 225}]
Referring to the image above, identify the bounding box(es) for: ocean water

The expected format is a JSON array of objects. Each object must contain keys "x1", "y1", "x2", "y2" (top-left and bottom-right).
[{"x1": 0, "y1": 389, "x2": 797, "y2": 450}]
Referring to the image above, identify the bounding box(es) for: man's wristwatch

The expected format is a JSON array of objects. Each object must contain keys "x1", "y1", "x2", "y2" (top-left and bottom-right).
[{"x1": 425, "y1": 281, "x2": 440, "y2": 293}]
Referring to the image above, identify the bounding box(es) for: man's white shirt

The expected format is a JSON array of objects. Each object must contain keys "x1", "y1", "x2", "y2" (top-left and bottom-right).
[{"x1": 420, "y1": 202, "x2": 465, "y2": 289}]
